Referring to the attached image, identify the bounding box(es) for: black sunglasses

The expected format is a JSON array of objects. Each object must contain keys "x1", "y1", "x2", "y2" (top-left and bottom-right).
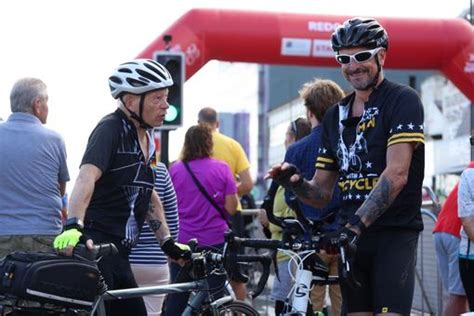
[{"x1": 470, "y1": 136, "x2": 474, "y2": 146}]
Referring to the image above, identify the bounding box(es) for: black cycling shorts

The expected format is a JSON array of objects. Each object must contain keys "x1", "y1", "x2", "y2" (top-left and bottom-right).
[
  {"x1": 84, "y1": 229, "x2": 147, "y2": 316},
  {"x1": 459, "y1": 257, "x2": 474, "y2": 310},
  {"x1": 341, "y1": 228, "x2": 419, "y2": 315}
]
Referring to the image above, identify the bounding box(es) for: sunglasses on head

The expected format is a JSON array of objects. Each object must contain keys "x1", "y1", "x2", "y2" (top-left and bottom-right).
[
  {"x1": 335, "y1": 47, "x2": 382, "y2": 65},
  {"x1": 291, "y1": 120, "x2": 298, "y2": 136}
]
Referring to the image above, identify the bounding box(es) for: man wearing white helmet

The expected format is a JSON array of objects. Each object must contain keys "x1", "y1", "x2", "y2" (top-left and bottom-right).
[{"x1": 54, "y1": 59, "x2": 190, "y2": 316}]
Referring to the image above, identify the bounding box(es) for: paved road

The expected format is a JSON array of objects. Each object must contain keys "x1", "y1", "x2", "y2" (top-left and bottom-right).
[{"x1": 248, "y1": 275, "x2": 274, "y2": 315}]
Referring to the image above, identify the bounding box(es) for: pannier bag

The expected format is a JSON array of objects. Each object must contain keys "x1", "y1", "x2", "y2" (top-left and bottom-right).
[{"x1": 0, "y1": 251, "x2": 106, "y2": 309}]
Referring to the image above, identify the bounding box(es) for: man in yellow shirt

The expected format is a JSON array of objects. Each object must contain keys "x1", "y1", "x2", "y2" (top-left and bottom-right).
[
  {"x1": 198, "y1": 107, "x2": 253, "y2": 197},
  {"x1": 198, "y1": 107, "x2": 253, "y2": 300}
]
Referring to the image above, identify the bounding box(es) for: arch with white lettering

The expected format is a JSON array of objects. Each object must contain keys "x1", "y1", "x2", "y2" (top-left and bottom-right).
[{"x1": 137, "y1": 9, "x2": 474, "y2": 102}]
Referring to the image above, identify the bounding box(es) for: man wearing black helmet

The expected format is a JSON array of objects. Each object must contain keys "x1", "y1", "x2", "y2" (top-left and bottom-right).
[
  {"x1": 53, "y1": 59, "x2": 190, "y2": 316},
  {"x1": 267, "y1": 18, "x2": 424, "y2": 315}
]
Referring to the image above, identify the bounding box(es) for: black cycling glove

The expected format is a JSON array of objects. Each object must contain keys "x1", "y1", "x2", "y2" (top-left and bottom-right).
[
  {"x1": 320, "y1": 227, "x2": 358, "y2": 255},
  {"x1": 272, "y1": 164, "x2": 304, "y2": 192},
  {"x1": 161, "y1": 238, "x2": 191, "y2": 260},
  {"x1": 306, "y1": 253, "x2": 329, "y2": 284}
]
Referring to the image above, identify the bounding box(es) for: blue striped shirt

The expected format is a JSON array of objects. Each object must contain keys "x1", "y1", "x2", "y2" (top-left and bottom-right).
[{"x1": 129, "y1": 162, "x2": 179, "y2": 265}]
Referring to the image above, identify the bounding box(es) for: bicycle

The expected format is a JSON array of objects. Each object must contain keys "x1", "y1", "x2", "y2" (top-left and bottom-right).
[
  {"x1": 223, "y1": 195, "x2": 358, "y2": 316},
  {"x1": 0, "y1": 240, "x2": 271, "y2": 316}
]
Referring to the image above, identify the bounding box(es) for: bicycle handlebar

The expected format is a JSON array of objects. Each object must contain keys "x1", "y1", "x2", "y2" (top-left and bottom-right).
[
  {"x1": 261, "y1": 186, "x2": 334, "y2": 237},
  {"x1": 235, "y1": 254, "x2": 272, "y2": 299},
  {"x1": 202, "y1": 250, "x2": 272, "y2": 299},
  {"x1": 231, "y1": 235, "x2": 283, "y2": 250},
  {"x1": 262, "y1": 183, "x2": 314, "y2": 229},
  {"x1": 176, "y1": 239, "x2": 273, "y2": 299},
  {"x1": 221, "y1": 232, "x2": 274, "y2": 299},
  {"x1": 224, "y1": 229, "x2": 360, "y2": 289},
  {"x1": 73, "y1": 243, "x2": 118, "y2": 261}
]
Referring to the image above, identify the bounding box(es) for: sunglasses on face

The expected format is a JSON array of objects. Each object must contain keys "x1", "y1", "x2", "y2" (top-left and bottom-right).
[
  {"x1": 470, "y1": 136, "x2": 474, "y2": 146},
  {"x1": 335, "y1": 47, "x2": 382, "y2": 65}
]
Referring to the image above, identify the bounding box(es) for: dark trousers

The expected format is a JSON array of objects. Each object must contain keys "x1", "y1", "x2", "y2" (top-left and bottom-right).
[
  {"x1": 85, "y1": 229, "x2": 147, "y2": 316},
  {"x1": 459, "y1": 257, "x2": 474, "y2": 311}
]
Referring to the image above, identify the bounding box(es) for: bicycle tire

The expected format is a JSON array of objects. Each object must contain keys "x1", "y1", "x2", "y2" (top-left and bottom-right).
[{"x1": 215, "y1": 301, "x2": 259, "y2": 316}]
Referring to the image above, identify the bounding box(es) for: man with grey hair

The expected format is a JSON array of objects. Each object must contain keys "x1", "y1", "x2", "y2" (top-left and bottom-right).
[
  {"x1": 0, "y1": 77, "x2": 70, "y2": 258},
  {"x1": 53, "y1": 60, "x2": 190, "y2": 316}
]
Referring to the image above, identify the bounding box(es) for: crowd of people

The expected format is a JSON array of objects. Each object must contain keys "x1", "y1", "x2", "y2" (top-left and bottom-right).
[{"x1": 0, "y1": 16, "x2": 472, "y2": 316}]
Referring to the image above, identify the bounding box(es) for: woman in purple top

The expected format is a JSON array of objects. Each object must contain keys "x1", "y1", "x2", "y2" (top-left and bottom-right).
[{"x1": 166, "y1": 124, "x2": 238, "y2": 315}]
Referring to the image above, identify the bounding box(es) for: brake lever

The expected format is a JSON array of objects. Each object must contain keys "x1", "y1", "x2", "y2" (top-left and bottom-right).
[
  {"x1": 339, "y1": 245, "x2": 350, "y2": 278},
  {"x1": 287, "y1": 195, "x2": 314, "y2": 228},
  {"x1": 223, "y1": 231, "x2": 249, "y2": 284},
  {"x1": 338, "y1": 243, "x2": 361, "y2": 289},
  {"x1": 261, "y1": 181, "x2": 285, "y2": 228}
]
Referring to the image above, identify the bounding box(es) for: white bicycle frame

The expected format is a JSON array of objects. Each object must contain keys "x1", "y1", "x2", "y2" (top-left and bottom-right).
[{"x1": 279, "y1": 249, "x2": 338, "y2": 316}]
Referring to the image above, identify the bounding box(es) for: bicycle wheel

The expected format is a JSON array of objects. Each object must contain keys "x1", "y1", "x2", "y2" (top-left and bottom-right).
[{"x1": 215, "y1": 301, "x2": 259, "y2": 316}]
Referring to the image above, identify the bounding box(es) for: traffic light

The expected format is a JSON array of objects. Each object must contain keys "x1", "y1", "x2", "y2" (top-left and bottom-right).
[{"x1": 154, "y1": 51, "x2": 185, "y2": 130}]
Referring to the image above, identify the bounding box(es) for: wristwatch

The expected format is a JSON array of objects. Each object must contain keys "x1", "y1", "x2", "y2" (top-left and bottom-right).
[
  {"x1": 64, "y1": 217, "x2": 84, "y2": 231},
  {"x1": 348, "y1": 214, "x2": 366, "y2": 233}
]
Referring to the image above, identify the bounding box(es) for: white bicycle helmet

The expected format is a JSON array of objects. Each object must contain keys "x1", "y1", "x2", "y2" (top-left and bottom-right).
[{"x1": 108, "y1": 59, "x2": 174, "y2": 99}]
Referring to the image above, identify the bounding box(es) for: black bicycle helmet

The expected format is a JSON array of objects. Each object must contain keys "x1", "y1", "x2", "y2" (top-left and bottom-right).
[{"x1": 331, "y1": 17, "x2": 388, "y2": 52}]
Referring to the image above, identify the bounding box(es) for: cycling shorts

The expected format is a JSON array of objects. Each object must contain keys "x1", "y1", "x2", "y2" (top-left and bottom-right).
[
  {"x1": 85, "y1": 229, "x2": 147, "y2": 316},
  {"x1": 341, "y1": 228, "x2": 419, "y2": 314}
]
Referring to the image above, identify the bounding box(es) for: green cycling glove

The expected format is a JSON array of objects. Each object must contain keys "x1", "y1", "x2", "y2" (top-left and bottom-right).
[{"x1": 53, "y1": 228, "x2": 82, "y2": 250}]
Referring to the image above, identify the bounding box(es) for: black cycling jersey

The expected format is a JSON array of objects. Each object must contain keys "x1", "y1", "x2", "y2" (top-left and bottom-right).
[
  {"x1": 316, "y1": 79, "x2": 424, "y2": 231},
  {"x1": 81, "y1": 109, "x2": 156, "y2": 249}
]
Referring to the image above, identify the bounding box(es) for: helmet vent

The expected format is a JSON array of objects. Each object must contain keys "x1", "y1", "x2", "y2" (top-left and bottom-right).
[
  {"x1": 144, "y1": 63, "x2": 168, "y2": 79},
  {"x1": 109, "y1": 76, "x2": 122, "y2": 84},
  {"x1": 136, "y1": 69, "x2": 160, "y2": 83},
  {"x1": 127, "y1": 78, "x2": 148, "y2": 88},
  {"x1": 118, "y1": 68, "x2": 133, "y2": 73}
]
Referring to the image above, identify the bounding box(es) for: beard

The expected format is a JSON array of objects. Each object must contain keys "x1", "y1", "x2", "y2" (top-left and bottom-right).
[{"x1": 344, "y1": 67, "x2": 377, "y2": 91}]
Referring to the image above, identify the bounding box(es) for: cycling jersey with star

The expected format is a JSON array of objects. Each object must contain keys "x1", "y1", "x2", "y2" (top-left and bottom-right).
[{"x1": 315, "y1": 79, "x2": 424, "y2": 231}]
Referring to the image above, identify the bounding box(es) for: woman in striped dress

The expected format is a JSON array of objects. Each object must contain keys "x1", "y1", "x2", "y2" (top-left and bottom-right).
[{"x1": 130, "y1": 162, "x2": 179, "y2": 316}]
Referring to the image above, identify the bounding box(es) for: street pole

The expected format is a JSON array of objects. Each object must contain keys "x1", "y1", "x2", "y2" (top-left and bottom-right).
[
  {"x1": 159, "y1": 34, "x2": 173, "y2": 168},
  {"x1": 471, "y1": 0, "x2": 473, "y2": 24},
  {"x1": 160, "y1": 130, "x2": 170, "y2": 168},
  {"x1": 471, "y1": 0, "x2": 474, "y2": 161}
]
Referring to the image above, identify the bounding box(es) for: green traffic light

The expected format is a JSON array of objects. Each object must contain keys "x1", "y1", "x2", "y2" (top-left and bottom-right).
[{"x1": 165, "y1": 105, "x2": 179, "y2": 122}]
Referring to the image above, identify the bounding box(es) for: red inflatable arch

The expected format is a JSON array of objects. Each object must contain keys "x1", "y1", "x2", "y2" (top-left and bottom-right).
[{"x1": 137, "y1": 9, "x2": 474, "y2": 102}]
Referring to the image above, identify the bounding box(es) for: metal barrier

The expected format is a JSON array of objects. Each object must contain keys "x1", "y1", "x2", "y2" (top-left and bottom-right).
[
  {"x1": 241, "y1": 208, "x2": 273, "y2": 315},
  {"x1": 412, "y1": 186, "x2": 442, "y2": 315}
]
